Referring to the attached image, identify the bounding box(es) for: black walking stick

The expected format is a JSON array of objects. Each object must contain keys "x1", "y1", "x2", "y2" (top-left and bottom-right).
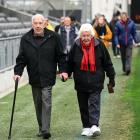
[{"x1": 8, "y1": 78, "x2": 19, "y2": 140}]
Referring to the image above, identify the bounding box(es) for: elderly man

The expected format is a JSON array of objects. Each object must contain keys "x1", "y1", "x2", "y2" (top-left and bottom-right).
[
  {"x1": 58, "y1": 16, "x2": 78, "y2": 54},
  {"x1": 68, "y1": 23, "x2": 115, "y2": 137},
  {"x1": 13, "y1": 14, "x2": 68, "y2": 139}
]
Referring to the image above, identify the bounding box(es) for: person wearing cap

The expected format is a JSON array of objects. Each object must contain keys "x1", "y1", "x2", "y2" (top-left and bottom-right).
[{"x1": 68, "y1": 23, "x2": 115, "y2": 137}]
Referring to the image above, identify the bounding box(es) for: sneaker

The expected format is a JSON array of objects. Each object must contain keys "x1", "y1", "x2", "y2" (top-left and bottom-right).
[
  {"x1": 89, "y1": 125, "x2": 101, "y2": 137},
  {"x1": 126, "y1": 70, "x2": 131, "y2": 75},
  {"x1": 113, "y1": 56, "x2": 117, "y2": 59},
  {"x1": 117, "y1": 55, "x2": 121, "y2": 58},
  {"x1": 81, "y1": 128, "x2": 91, "y2": 136}
]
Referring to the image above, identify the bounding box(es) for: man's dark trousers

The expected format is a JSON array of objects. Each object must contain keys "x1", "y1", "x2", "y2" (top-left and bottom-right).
[
  {"x1": 32, "y1": 86, "x2": 52, "y2": 133},
  {"x1": 120, "y1": 45, "x2": 133, "y2": 72}
]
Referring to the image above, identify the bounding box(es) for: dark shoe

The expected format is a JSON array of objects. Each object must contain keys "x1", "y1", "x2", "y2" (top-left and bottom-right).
[
  {"x1": 42, "y1": 133, "x2": 51, "y2": 139},
  {"x1": 36, "y1": 131, "x2": 42, "y2": 137},
  {"x1": 126, "y1": 70, "x2": 131, "y2": 75}
]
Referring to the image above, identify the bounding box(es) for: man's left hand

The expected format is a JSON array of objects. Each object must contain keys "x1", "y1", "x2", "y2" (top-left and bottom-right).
[{"x1": 109, "y1": 79, "x2": 115, "y2": 87}]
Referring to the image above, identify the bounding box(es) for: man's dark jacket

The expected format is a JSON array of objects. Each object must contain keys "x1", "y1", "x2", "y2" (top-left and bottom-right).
[
  {"x1": 59, "y1": 25, "x2": 78, "y2": 51},
  {"x1": 14, "y1": 28, "x2": 67, "y2": 87},
  {"x1": 68, "y1": 38, "x2": 115, "y2": 92}
]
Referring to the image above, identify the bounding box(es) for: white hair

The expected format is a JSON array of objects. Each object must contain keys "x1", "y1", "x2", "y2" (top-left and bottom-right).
[
  {"x1": 79, "y1": 23, "x2": 95, "y2": 37},
  {"x1": 31, "y1": 14, "x2": 45, "y2": 23}
]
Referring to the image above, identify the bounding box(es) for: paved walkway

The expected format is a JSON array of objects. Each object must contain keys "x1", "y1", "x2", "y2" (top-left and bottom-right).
[{"x1": 0, "y1": 69, "x2": 28, "y2": 99}]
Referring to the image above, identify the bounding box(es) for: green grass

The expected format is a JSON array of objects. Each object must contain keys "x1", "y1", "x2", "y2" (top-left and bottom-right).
[
  {"x1": 122, "y1": 47, "x2": 140, "y2": 140},
  {"x1": 1, "y1": 48, "x2": 140, "y2": 140},
  {"x1": 0, "y1": 78, "x2": 84, "y2": 140}
]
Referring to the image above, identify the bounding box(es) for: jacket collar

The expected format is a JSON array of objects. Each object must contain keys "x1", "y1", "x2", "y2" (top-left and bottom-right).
[
  {"x1": 75, "y1": 37, "x2": 100, "y2": 47},
  {"x1": 23, "y1": 28, "x2": 54, "y2": 48},
  {"x1": 60, "y1": 25, "x2": 75, "y2": 32},
  {"x1": 120, "y1": 18, "x2": 131, "y2": 25}
]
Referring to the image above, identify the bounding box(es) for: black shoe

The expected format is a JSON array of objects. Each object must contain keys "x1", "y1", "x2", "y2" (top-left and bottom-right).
[
  {"x1": 42, "y1": 133, "x2": 51, "y2": 139},
  {"x1": 126, "y1": 70, "x2": 131, "y2": 75}
]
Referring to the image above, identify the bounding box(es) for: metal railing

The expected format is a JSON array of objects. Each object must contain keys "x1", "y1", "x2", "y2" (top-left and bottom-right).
[
  {"x1": 48, "y1": 15, "x2": 60, "y2": 23},
  {"x1": 0, "y1": 36, "x2": 21, "y2": 72}
]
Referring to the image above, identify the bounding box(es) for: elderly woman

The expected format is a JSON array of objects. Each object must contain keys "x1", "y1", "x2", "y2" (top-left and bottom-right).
[{"x1": 68, "y1": 23, "x2": 115, "y2": 137}]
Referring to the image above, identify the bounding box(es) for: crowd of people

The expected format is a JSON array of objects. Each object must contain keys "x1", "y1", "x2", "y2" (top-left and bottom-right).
[
  {"x1": 47, "y1": 12, "x2": 137, "y2": 76},
  {"x1": 13, "y1": 12, "x2": 138, "y2": 139}
]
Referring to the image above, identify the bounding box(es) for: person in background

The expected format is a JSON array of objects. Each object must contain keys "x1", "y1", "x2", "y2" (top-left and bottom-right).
[
  {"x1": 91, "y1": 13, "x2": 101, "y2": 28},
  {"x1": 94, "y1": 15, "x2": 112, "y2": 48},
  {"x1": 114, "y1": 12, "x2": 137, "y2": 75},
  {"x1": 110, "y1": 12, "x2": 121, "y2": 58},
  {"x1": 70, "y1": 16, "x2": 81, "y2": 30},
  {"x1": 45, "y1": 18, "x2": 54, "y2": 31},
  {"x1": 55, "y1": 16, "x2": 65, "y2": 33},
  {"x1": 1, "y1": 0, "x2": 5, "y2": 5},
  {"x1": 58, "y1": 16, "x2": 78, "y2": 54},
  {"x1": 68, "y1": 23, "x2": 115, "y2": 137},
  {"x1": 13, "y1": 14, "x2": 68, "y2": 139}
]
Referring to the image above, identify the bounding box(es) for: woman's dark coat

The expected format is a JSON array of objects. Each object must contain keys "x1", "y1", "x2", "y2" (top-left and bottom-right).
[{"x1": 68, "y1": 38, "x2": 115, "y2": 92}]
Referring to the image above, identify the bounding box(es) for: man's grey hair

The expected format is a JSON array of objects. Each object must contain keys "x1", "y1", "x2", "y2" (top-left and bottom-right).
[
  {"x1": 31, "y1": 14, "x2": 45, "y2": 22},
  {"x1": 79, "y1": 23, "x2": 95, "y2": 37}
]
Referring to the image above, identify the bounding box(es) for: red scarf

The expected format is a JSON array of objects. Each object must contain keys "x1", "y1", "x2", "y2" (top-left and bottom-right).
[{"x1": 80, "y1": 38, "x2": 96, "y2": 72}]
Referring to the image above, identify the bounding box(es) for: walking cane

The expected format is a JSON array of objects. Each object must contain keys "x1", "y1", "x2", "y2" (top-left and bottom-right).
[{"x1": 8, "y1": 78, "x2": 19, "y2": 140}]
